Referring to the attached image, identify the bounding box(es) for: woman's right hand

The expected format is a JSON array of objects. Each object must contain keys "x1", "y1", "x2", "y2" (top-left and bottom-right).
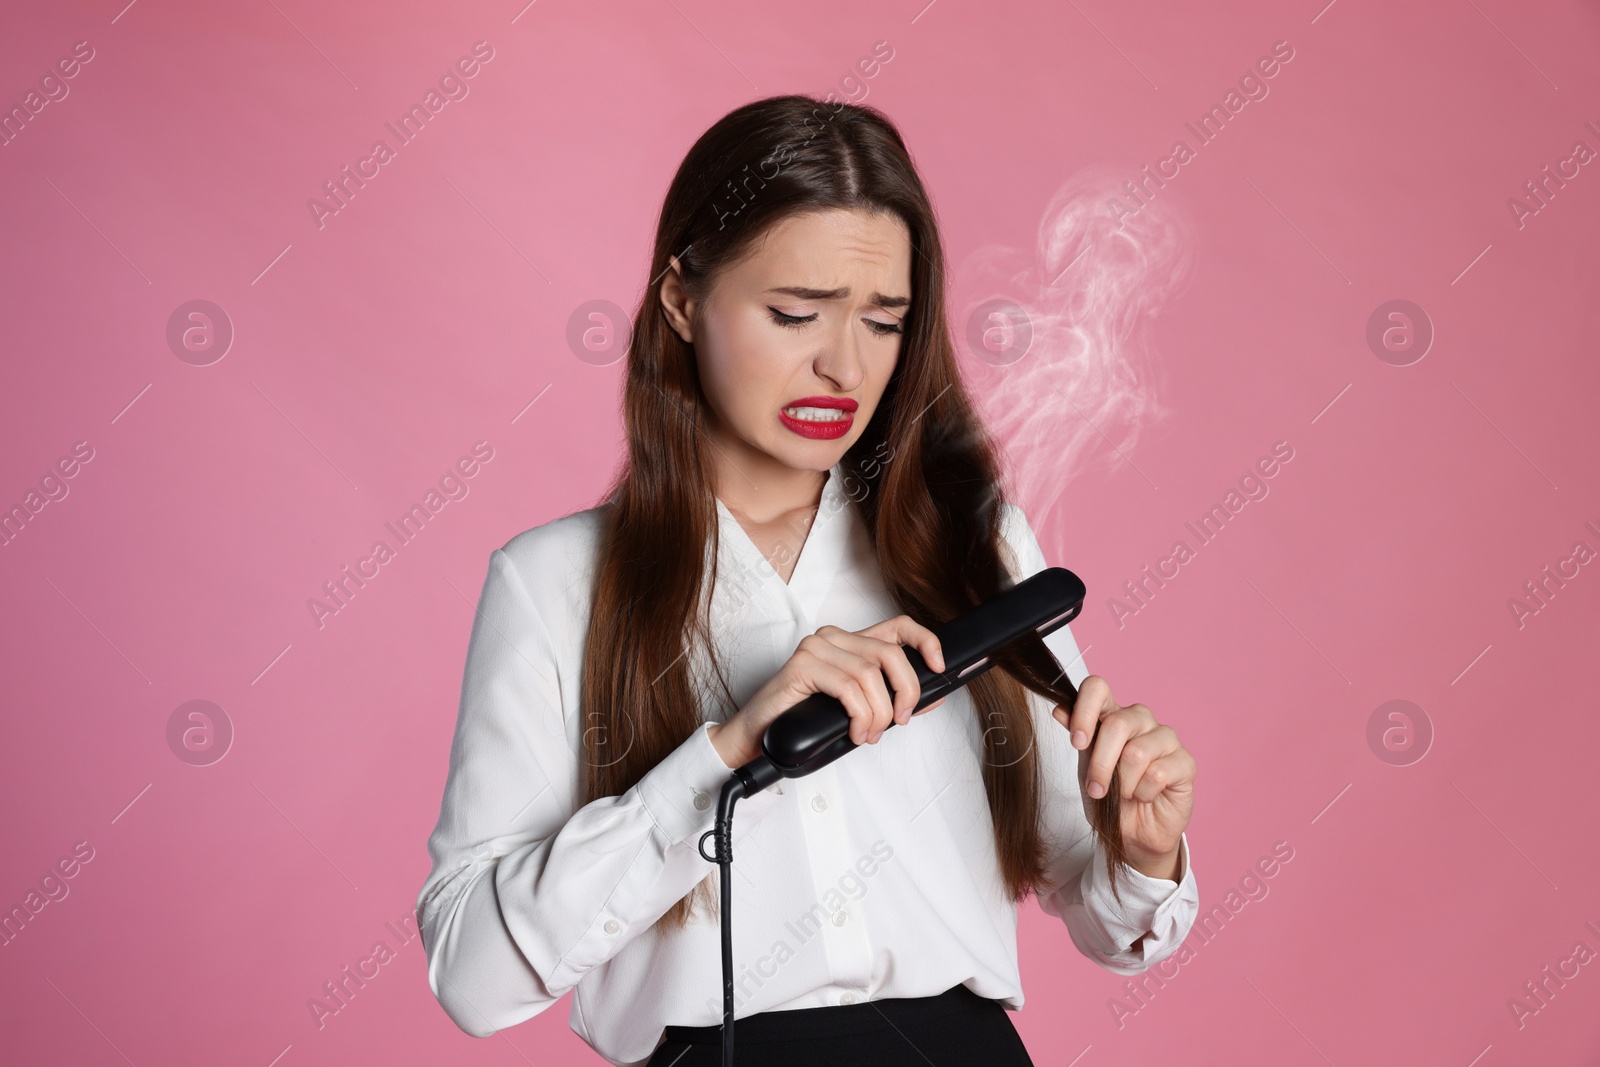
[{"x1": 708, "y1": 615, "x2": 948, "y2": 769}]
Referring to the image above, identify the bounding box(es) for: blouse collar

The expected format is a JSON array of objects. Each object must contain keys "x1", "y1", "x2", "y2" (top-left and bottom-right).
[{"x1": 712, "y1": 461, "x2": 852, "y2": 627}]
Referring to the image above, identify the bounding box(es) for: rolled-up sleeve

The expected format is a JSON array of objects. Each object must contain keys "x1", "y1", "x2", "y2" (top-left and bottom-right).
[
  {"x1": 416, "y1": 546, "x2": 782, "y2": 1037},
  {"x1": 999, "y1": 503, "x2": 1200, "y2": 974},
  {"x1": 1056, "y1": 831, "x2": 1197, "y2": 973}
]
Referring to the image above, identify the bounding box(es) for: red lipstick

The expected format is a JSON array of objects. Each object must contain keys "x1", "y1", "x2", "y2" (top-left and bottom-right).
[{"x1": 778, "y1": 395, "x2": 857, "y2": 440}]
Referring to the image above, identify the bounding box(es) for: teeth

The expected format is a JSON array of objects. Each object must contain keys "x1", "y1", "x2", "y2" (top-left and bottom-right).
[{"x1": 784, "y1": 406, "x2": 850, "y2": 422}]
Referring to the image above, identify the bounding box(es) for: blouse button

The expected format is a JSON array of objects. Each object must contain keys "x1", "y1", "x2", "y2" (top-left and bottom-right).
[
  {"x1": 831, "y1": 910, "x2": 848, "y2": 927},
  {"x1": 603, "y1": 919, "x2": 620, "y2": 935},
  {"x1": 693, "y1": 793, "x2": 711, "y2": 811},
  {"x1": 839, "y1": 991, "x2": 857, "y2": 1005},
  {"x1": 811, "y1": 795, "x2": 828, "y2": 812}
]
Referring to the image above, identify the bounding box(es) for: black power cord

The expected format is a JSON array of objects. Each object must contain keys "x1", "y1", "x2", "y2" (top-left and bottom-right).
[{"x1": 697, "y1": 757, "x2": 782, "y2": 1067}]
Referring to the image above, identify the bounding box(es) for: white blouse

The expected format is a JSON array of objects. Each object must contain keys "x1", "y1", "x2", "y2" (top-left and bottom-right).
[{"x1": 417, "y1": 461, "x2": 1199, "y2": 1066}]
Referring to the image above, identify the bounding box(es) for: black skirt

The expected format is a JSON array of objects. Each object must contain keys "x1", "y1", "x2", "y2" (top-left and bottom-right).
[{"x1": 643, "y1": 982, "x2": 1036, "y2": 1067}]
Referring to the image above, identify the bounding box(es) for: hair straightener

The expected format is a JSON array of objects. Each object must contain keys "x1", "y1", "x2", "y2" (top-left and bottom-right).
[{"x1": 696, "y1": 565, "x2": 1087, "y2": 1067}]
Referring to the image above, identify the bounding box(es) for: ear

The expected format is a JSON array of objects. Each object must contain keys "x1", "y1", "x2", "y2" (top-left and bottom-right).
[{"x1": 658, "y1": 255, "x2": 696, "y2": 345}]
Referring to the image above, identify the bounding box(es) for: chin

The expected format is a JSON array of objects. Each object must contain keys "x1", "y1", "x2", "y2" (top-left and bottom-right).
[
  {"x1": 776, "y1": 452, "x2": 841, "y2": 474},
  {"x1": 765, "y1": 439, "x2": 849, "y2": 473}
]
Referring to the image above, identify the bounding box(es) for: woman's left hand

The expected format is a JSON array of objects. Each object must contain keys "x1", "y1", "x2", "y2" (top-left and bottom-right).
[{"x1": 1053, "y1": 675, "x2": 1195, "y2": 880}]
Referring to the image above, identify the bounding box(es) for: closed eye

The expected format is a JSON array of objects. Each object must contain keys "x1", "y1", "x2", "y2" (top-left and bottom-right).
[{"x1": 768, "y1": 307, "x2": 903, "y2": 336}]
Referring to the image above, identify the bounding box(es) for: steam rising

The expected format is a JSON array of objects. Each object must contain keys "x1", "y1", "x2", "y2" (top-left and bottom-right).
[{"x1": 959, "y1": 164, "x2": 1194, "y2": 524}]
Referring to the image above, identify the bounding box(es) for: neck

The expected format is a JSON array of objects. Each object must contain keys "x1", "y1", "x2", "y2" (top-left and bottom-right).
[{"x1": 706, "y1": 427, "x2": 830, "y2": 524}]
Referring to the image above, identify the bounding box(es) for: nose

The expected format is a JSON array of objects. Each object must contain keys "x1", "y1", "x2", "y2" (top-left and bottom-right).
[{"x1": 810, "y1": 325, "x2": 867, "y2": 394}]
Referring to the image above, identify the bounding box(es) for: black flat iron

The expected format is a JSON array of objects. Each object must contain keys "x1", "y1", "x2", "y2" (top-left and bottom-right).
[{"x1": 698, "y1": 566, "x2": 1087, "y2": 1067}]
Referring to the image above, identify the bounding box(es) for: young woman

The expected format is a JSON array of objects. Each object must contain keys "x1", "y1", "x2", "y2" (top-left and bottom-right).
[{"x1": 417, "y1": 94, "x2": 1198, "y2": 1067}]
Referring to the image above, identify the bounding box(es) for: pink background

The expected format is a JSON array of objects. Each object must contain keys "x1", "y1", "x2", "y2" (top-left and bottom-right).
[{"x1": 3, "y1": 0, "x2": 1599, "y2": 1064}]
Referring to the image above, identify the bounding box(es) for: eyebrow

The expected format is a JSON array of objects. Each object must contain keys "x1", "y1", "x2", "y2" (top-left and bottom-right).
[{"x1": 765, "y1": 285, "x2": 911, "y2": 310}]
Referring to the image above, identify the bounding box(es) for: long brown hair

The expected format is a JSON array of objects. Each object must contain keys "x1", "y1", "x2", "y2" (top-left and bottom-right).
[{"x1": 581, "y1": 94, "x2": 1128, "y2": 932}]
